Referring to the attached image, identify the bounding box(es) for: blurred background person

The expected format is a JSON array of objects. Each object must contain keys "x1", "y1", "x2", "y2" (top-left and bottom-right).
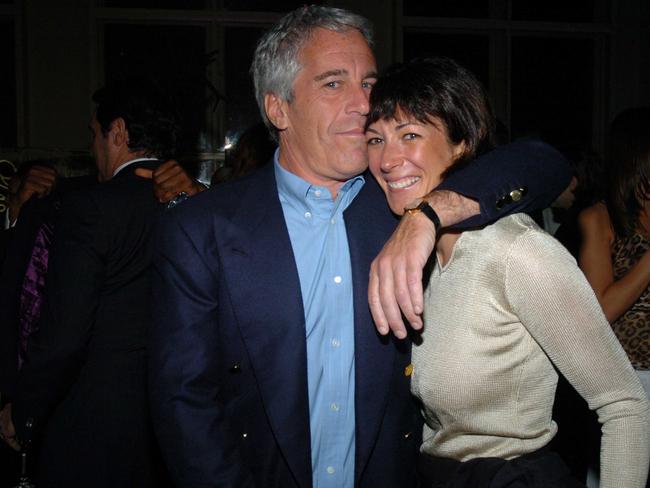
[{"x1": 579, "y1": 106, "x2": 650, "y2": 397}]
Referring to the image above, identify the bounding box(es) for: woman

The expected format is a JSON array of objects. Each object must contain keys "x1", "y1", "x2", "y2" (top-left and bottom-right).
[
  {"x1": 365, "y1": 58, "x2": 650, "y2": 487},
  {"x1": 579, "y1": 107, "x2": 650, "y2": 398}
]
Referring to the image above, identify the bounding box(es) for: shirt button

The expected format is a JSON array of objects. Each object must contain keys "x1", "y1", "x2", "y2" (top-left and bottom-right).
[
  {"x1": 326, "y1": 466, "x2": 335, "y2": 474},
  {"x1": 331, "y1": 338, "x2": 340, "y2": 348},
  {"x1": 330, "y1": 218, "x2": 336, "y2": 224},
  {"x1": 333, "y1": 276, "x2": 342, "y2": 284},
  {"x1": 314, "y1": 190, "x2": 322, "y2": 197},
  {"x1": 304, "y1": 211, "x2": 312, "y2": 219},
  {"x1": 330, "y1": 403, "x2": 339, "y2": 412}
]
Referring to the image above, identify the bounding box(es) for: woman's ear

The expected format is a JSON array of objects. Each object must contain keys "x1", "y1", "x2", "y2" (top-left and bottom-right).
[{"x1": 452, "y1": 140, "x2": 467, "y2": 161}]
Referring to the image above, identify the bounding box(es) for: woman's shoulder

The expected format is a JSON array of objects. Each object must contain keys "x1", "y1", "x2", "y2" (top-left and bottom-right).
[
  {"x1": 482, "y1": 213, "x2": 575, "y2": 266},
  {"x1": 479, "y1": 213, "x2": 545, "y2": 243},
  {"x1": 578, "y1": 202, "x2": 614, "y2": 243},
  {"x1": 578, "y1": 202, "x2": 610, "y2": 228}
]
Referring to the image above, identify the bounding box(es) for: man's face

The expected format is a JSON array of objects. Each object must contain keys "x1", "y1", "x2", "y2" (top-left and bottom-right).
[
  {"x1": 89, "y1": 115, "x2": 111, "y2": 181},
  {"x1": 273, "y1": 28, "x2": 377, "y2": 195}
]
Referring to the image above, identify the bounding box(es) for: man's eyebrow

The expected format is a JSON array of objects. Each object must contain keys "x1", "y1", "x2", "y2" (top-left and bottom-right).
[
  {"x1": 314, "y1": 69, "x2": 346, "y2": 82},
  {"x1": 363, "y1": 70, "x2": 378, "y2": 80}
]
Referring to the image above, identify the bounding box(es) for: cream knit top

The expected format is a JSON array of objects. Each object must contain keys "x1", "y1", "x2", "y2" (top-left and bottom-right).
[{"x1": 412, "y1": 213, "x2": 650, "y2": 488}]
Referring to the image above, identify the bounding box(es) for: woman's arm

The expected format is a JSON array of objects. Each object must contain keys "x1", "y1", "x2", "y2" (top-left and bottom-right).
[
  {"x1": 578, "y1": 203, "x2": 650, "y2": 322},
  {"x1": 505, "y1": 227, "x2": 650, "y2": 488}
]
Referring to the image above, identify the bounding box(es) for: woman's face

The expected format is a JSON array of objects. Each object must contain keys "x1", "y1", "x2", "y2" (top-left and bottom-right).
[{"x1": 366, "y1": 112, "x2": 465, "y2": 214}]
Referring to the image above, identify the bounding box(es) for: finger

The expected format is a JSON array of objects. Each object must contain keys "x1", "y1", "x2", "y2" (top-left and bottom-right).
[
  {"x1": 134, "y1": 168, "x2": 154, "y2": 179},
  {"x1": 153, "y1": 164, "x2": 182, "y2": 185},
  {"x1": 406, "y1": 260, "x2": 424, "y2": 322},
  {"x1": 393, "y1": 261, "x2": 422, "y2": 330},
  {"x1": 157, "y1": 190, "x2": 179, "y2": 204},
  {"x1": 25, "y1": 178, "x2": 56, "y2": 197},
  {"x1": 27, "y1": 167, "x2": 57, "y2": 185},
  {"x1": 368, "y1": 263, "x2": 389, "y2": 335},
  {"x1": 376, "y1": 259, "x2": 407, "y2": 339}
]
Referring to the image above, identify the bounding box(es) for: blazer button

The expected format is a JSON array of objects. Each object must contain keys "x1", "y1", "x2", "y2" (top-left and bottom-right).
[
  {"x1": 229, "y1": 364, "x2": 241, "y2": 373},
  {"x1": 510, "y1": 189, "x2": 522, "y2": 202},
  {"x1": 495, "y1": 195, "x2": 510, "y2": 210},
  {"x1": 241, "y1": 432, "x2": 248, "y2": 439},
  {"x1": 403, "y1": 431, "x2": 412, "y2": 440},
  {"x1": 404, "y1": 364, "x2": 414, "y2": 377}
]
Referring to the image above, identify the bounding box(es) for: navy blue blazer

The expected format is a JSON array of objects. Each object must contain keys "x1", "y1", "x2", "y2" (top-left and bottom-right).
[{"x1": 149, "y1": 139, "x2": 571, "y2": 488}]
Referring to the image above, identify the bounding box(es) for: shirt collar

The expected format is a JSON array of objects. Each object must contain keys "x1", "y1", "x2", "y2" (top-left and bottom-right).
[
  {"x1": 274, "y1": 149, "x2": 365, "y2": 206},
  {"x1": 112, "y1": 157, "x2": 158, "y2": 177}
]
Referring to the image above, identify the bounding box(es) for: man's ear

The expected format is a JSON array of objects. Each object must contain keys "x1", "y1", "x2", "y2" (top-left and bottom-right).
[
  {"x1": 109, "y1": 117, "x2": 129, "y2": 148},
  {"x1": 264, "y1": 93, "x2": 289, "y2": 131}
]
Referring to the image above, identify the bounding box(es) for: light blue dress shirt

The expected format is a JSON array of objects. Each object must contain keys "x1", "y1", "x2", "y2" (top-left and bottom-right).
[{"x1": 275, "y1": 156, "x2": 365, "y2": 488}]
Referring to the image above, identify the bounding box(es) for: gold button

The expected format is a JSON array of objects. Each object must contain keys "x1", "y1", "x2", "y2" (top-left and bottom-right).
[
  {"x1": 229, "y1": 364, "x2": 241, "y2": 373},
  {"x1": 404, "y1": 364, "x2": 414, "y2": 377},
  {"x1": 403, "y1": 431, "x2": 412, "y2": 439},
  {"x1": 510, "y1": 189, "x2": 522, "y2": 202},
  {"x1": 242, "y1": 433, "x2": 248, "y2": 439}
]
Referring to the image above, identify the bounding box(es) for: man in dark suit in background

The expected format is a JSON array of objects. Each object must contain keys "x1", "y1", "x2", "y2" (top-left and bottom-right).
[
  {"x1": 149, "y1": 6, "x2": 571, "y2": 488},
  {"x1": 0, "y1": 78, "x2": 179, "y2": 487}
]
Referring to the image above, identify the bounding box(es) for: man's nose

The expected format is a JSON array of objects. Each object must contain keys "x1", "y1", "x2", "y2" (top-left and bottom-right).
[{"x1": 347, "y1": 84, "x2": 370, "y2": 115}]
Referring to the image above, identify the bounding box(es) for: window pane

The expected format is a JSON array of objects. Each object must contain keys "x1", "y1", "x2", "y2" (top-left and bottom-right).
[
  {"x1": 224, "y1": 27, "x2": 265, "y2": 140},
  {"x1": 0, "y1": 19, "x2": 16, "y2": 148},
  {"x1": 223, "y1": 0, "x2": 322, "y2": 12},
  {"x1": 511, "y1": 37, "x2": 594, "y2": 158},
  {"x1": 104, "y1": 24, "x2": 209, "y2": 153},
  {"x1": 403, "y1": 31, "x2": 490, "y2": 89},
  {"x1": 103, "y1": 0, "x2": 206, "y2": 9},
  {"x1": 511, "y1": 1, "x2": 603, "y2": 22},
  {"x1": 403, "y1": 0, "x2": 489, "y2": 18}
]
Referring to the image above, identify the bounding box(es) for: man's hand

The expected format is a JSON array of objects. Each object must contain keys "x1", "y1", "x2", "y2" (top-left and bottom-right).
[
  {"x1": 0, "y1": 404, "x2": 20, "y2": 451},
  {"x1": 368, "y1": 190, "x2": 479, "y2": 339},
  {"x1": 7, "y1": 165, "x2": 58, "y2": 224},
  {"x1": 135, "y1": 160, "x2": 206, "y2": 204}
]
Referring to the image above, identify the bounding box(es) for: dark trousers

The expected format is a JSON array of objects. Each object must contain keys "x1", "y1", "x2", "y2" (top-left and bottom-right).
[{"x1": 417, "y1": 447, "x2": 586, "y2": 488}]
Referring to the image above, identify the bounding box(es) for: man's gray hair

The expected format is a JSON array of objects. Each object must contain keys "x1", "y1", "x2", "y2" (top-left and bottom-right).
[{"x1": 250, "y1": 5, "x2": 373, "y2": 141}]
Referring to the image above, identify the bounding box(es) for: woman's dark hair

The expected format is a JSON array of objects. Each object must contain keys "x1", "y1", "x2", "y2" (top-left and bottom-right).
[
  {"x1": 366, "y1": 57, "x2": 495, "y2": 174},
  {"x1": 605, "y1": 107, "x2": 650, "y2": 238},
  {"x1": 92, "y1": 78, "x2": 179, "y2": 160}
]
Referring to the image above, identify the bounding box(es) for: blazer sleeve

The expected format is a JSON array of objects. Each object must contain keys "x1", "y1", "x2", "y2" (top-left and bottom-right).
[
  {"x1": 437, "y1": 138, "x2": 572, "y2": 228},
  {"x1": 148, "y1": 208, "x2": 255, "y2": 488},
  {"x1": 12, "y1": 190, "x2": 107, "y2": 440}
]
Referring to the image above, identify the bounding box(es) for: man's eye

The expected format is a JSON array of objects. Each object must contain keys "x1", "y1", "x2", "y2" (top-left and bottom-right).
[
  {"x1": 325, "y1": 81, "x2": 340, "y2": 88},
  {"x1": 361, "y1": 81, "x2": 374, "y2": 89},
  {"x1": 367, "y1": 137, "x2": 383, "y2": 145}
]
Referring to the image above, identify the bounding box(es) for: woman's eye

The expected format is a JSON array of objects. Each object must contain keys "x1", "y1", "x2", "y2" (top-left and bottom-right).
[
  {"x1": 404, "y1": 133, "x2": 419, "y2": 140},
  {"x1": 367, "y1": 137, "x2": 383, "y2": 146}
]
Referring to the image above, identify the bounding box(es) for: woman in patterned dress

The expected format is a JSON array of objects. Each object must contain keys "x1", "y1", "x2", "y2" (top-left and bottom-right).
[{"x1": 579, "y1": 107, "x2": 650, "y2": 398}]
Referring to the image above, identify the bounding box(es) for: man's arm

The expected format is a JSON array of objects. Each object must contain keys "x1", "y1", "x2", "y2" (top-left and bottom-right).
[
  {"x1": 149, "y1": 209, "x2": 254, "y2": 487},
  {"x1": 135, "y1": 160, "x2": 206, "y2": 203},
  {"x1": 369, "y1": 139, "x2": 572, "y2": 338}
]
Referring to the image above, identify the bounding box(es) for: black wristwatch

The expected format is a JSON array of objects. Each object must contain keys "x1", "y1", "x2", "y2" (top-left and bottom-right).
[{"x1": 404, "y1": 201, "x2": 441, "y2": 233}]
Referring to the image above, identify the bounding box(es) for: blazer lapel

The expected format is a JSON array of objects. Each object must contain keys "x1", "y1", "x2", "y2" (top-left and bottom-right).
[
  {"x1": 219, "y1": 164, "x2": 312, "y2": 488},
  {"x1": 344, "y1": 177, "x2": 401, "y2": 484}
]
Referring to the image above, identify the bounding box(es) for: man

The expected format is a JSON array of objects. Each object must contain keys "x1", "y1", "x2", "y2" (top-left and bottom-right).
[
  {"x1": 149, "y1": 6, "x2": 571, "y2": 488},
  {"x1": 0, "y1": 78, "x2": 181, "y2": 487}
]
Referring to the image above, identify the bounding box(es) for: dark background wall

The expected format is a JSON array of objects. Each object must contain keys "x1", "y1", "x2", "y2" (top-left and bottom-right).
[{"x1": 0, "y1": 0, "x2": 648, "y2": 191}]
